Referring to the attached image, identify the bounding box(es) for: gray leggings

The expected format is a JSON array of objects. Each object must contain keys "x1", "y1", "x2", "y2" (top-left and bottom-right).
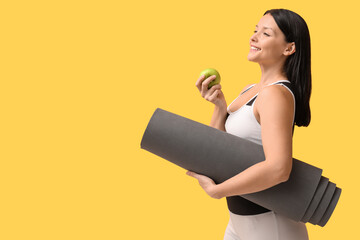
[{"x1": 224, "y1": 211, "x2": 309, "y2": 240}]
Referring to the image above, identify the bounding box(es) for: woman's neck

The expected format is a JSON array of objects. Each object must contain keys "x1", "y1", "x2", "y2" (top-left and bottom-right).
[{"x1": 258, "y1": 61, "x2": 287, "y2": 87}]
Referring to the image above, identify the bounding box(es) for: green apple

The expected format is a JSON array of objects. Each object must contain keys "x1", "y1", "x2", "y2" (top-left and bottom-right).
[{"x1": 199, "y1": 68, "x2": 221, "y2": 89}]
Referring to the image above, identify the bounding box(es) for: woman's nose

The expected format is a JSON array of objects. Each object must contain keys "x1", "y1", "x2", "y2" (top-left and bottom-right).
[{"x1": 250, "y1": 32, "x2": 258, "y2": 42}]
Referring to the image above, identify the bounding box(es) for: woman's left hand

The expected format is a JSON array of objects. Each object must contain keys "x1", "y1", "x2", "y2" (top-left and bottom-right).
[{"x1": 186, "y1": 171, "x2": 222, "y2": 199}]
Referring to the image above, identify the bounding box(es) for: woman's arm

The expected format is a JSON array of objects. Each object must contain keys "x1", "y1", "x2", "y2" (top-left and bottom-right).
[
  {"x1": 195, "y1": 75, "x2": 228, "y2": 131},
  {"x1": 187, "y1": 85, "x2": 295, "y2": 199},
  {"x1": 209, "y1": 106, "x2": 228, "y2": 131}
]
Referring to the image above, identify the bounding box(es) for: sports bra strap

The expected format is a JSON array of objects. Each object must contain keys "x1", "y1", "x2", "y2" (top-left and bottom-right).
[
  {"x1": 240, "y1": 84, "x2": 256, "y2": 96},
  {"x1": 247, "y1": 81, "x2": 293, "y2": 106}
]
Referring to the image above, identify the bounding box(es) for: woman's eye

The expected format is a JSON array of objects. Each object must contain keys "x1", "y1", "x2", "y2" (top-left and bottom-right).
[{"x1": 253, "y1": 30, "x2": 270, "y2": 36}]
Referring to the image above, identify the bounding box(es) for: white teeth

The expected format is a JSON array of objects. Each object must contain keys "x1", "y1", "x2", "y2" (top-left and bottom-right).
[{"x1": 251, "y1": 46, "x2": 260, "y2": 50}]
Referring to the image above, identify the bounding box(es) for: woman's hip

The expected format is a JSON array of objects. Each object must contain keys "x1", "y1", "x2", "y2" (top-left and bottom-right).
[{"x1": 226, "y1": 210, "x2": 309, "y2": 240}]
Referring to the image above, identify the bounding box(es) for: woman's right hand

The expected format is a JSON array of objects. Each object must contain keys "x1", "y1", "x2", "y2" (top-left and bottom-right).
[{"x1": 196, "y1": 74, "x2": 227, "y2": 109}]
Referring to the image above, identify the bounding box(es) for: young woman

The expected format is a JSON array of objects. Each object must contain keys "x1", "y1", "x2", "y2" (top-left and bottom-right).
[{"x1": 187, "y1": 9, "x2": 311, "y2": 240}]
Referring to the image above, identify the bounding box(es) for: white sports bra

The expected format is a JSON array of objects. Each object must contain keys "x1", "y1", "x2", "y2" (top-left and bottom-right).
[{"x1": 225, "y1": 80, "x2": 295, "y2": 145}]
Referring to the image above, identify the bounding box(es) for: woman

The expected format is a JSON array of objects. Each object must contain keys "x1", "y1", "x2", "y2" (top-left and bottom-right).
[{"x1": 187, "y1": 9, "x2": 311, "y2": 240}]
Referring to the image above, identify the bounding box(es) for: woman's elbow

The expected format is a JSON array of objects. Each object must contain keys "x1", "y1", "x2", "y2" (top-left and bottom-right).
[
  {"x1": 278, "y1": 171, "x2": 290, "y2": 183},
  {"x1": 277, "y1": 164, "x2": 292, "y2": 183},
  {"x1": 271, "y1": 161, "x2": 292, "y2": 184}
]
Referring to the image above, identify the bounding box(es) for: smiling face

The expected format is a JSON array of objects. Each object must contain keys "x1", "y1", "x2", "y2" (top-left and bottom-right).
[{"x1": 247, "y1": 13, "x2": 295, "y2": 65}]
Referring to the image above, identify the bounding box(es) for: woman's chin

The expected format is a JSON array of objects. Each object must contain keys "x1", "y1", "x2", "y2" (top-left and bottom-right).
[{"x1": 247, "y1": 55, "x2": 257, "y2": 62}]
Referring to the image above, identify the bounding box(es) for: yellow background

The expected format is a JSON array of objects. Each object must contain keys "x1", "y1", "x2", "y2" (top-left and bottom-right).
[{"x1": 1, "y1": 0, "x2": 358, "y2": 239}]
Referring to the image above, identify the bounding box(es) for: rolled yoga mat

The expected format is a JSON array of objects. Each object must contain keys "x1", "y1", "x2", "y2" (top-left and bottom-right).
[{"x1": 140, "y1": 108, "x2": 341, "y2": 227}]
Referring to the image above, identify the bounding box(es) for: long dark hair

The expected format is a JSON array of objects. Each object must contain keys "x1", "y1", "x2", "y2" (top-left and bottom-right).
[{"x1": 264, "y1": 9, "x2": 311, "y2": 127}]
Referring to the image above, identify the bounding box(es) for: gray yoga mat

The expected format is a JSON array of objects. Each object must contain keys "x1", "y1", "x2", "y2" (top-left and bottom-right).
[
  {"x1": 140, "y1": 108, "x2": 341, "y2": 227},
  {"x1": 301, "y1": 176, "x2": 329, "y2": 222}
]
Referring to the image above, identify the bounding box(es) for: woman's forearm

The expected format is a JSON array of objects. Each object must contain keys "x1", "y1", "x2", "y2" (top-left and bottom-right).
[
  {"x1": 213, "y1": 160, "x2": 291, "y2": 199},
  {"x1": 209, "y1": 105, "x2": 228, "y2": 131}
]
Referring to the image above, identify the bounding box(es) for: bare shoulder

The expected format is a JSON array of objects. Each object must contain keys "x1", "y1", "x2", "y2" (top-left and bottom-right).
[
  {"x1": 257, "y1": 84, "x2": 294, "y2": 105},
  {"x1": 239, "y1": 83, "x2": 255, "y2": 95},
  {"x1": 255, "y1": 84, "x2": 295, "y2": 116},
  {"x1": 254, "y1": 84, "x2": 295, "y2": 127}
]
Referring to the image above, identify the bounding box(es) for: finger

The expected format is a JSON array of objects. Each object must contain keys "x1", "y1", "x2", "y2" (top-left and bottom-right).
[
  {"x1": 186, "y1": 170, "x2": 199, "y2": 179},
  {"x1": 201, "y1": 75, "x2": 217, "y2": 90},
  {"x1": 195, "y1": 75, "x2": 206, "y2": 91},
  {"x1": 201, "y1": 75, "x2": 217, "y2": 96},
  {"x1": 207, "y1": 89, "x2": 220, "y2": 102},
  {"x1": 204, "y1": 84, "x2": 221, "y2": 101},
  {"x1": 206, "y1": 84, "x2": 221, "y2": 95}
]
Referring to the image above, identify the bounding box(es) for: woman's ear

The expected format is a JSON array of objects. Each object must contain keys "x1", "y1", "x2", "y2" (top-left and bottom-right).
[{"x1": 284, "y1": 42, "x2": 296, "y2": 56}]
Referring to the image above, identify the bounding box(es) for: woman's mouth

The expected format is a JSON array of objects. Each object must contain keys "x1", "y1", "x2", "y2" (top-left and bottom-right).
[{"x1": 250, "y1": 46, "x2": 261, "y2": 51}]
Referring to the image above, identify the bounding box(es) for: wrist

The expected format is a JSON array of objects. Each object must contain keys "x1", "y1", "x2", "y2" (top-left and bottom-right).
[
  {"x1": 211, "y1": 183, "x2": 225, "y2": 199},
  {"x1": 214, "y1": 104, "x2": 228, "y2": 116}
]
